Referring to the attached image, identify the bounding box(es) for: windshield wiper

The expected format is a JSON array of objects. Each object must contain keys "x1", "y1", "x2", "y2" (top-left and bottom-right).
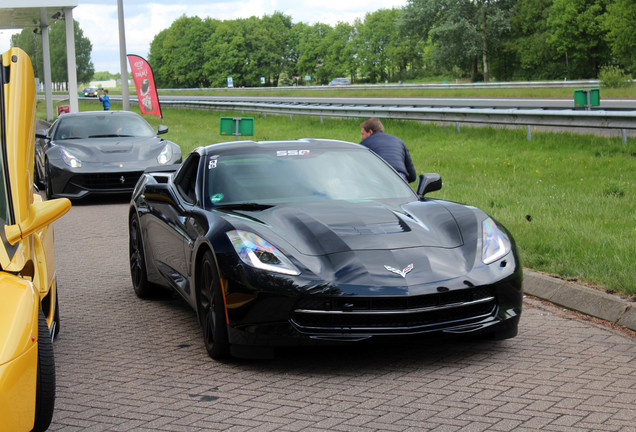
[
  {"x1": 215, "y1": 202, "x2": 275, "y2": 211},
  {"x1": 88, "y1": 134, "x2": 122, "y2": 138}
]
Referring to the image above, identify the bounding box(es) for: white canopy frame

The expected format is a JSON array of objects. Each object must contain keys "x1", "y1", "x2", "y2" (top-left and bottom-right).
[{"x1": 0, "y1": 1, "x2": 79, "y2": 121}]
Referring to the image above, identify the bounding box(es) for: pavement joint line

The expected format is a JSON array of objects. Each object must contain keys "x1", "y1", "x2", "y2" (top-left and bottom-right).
[{"x1": 522, "y1": 269, "x2": 635, "y2": 331}]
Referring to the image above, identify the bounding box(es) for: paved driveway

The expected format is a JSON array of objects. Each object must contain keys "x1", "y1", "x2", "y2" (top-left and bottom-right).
[{"x1": 49, "y1": 198, "x2": 635, "y2": 431}]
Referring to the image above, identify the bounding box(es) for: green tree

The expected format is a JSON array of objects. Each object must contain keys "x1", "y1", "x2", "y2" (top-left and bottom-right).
[
  {"x1": 148, "y1": 16, "x2": 216, "y2": 88},
  {"x1": 148, "y1": 29, "x2": 169, "y2": 87},
  {"x1": 11, "y1": 19, "x2": 94, "y2": 86},
  {"x1": 399, "y1": 0, "x2": 516, "y2": 81},
  {"x1": 603, "y1": 0, "x2": 636, "y2": 74},
  {"x1": 509, "y1": 0, "x2": 561, "y2": 79},
  {"x1": 548, "y1": 0, "x2": 610, "y2": 78},
  {"x1": 322, "y1": 22, "x2": 356, "y2": 83},
  {"x1": 355, "y1": 9, "x2": 402, "y2": 83},
  {"x1": 295, "y1": 23, "x2": 335, "y2": 84},
  {"x1": 202, "y1": 19, "x2": 248, "y2": 87}
]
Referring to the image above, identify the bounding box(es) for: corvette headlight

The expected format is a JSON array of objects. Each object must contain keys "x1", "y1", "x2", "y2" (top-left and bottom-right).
[
  {"x1": 227, "y1": 230, "x2": 300, "y2": 276},
  {"x1": 482, "y1": 217, "x2": 511, "y2": 264},
  {"x1": 60, "y1": 148, "x2": 82, "y2": 168},
  {"x1": 157, "y1": 144, "x2": 172, "y2": 164}
]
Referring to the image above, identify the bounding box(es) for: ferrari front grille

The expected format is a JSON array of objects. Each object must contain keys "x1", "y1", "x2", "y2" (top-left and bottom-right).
[
  {"x1": 290, "y1": 287, "x2": 497, "y2": 334},
  {"x1": 69, "y1": 171, "x2": 143, "y2": 190}
]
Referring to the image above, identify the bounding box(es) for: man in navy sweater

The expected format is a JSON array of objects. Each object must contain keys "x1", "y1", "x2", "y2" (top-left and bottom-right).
[{"x1": 360, "y1": 118, "x2": 417, "y2": 182}]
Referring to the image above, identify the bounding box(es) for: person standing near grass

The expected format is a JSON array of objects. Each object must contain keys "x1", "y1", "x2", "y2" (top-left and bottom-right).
[
  {"x1": 98, "y1": 89, "x2": 110, "y2": 110},
  {"x1": 360, "y1": 117, "x2": 417, "y2": 182}
]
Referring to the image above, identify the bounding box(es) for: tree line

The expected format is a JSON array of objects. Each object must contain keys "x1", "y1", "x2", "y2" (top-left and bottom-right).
[
  {"x1": 11, "y1": 0, "x2": 635, "y2": 89},
  {"x1": 148, "y1": 0, "x2": 634, "y2": 88}
]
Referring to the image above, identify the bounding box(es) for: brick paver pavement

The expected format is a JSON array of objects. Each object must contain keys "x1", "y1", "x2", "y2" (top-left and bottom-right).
[{"x1": 48, "y1": 199, "x2": 635, "y2": 432}]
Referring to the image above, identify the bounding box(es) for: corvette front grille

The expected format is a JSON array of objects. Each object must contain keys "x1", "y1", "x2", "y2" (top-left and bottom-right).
[{"x1": 290, "y1": 287, "x2": 497, "y2": 335}]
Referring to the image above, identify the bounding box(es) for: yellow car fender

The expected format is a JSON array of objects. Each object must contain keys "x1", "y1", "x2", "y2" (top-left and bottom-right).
[{"x1": 0, "y1": 274, "x2": 39, "y2": 431}]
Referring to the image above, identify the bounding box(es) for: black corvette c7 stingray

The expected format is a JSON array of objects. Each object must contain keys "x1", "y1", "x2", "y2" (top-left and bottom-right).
[{"x1": 129, "y1": 138, "x2": 522, "y2": 359}]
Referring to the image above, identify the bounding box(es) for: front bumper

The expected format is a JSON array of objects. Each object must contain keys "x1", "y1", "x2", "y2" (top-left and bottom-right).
[{"x1": 223, "y1": 267, "x2": 523, "y2": 348}]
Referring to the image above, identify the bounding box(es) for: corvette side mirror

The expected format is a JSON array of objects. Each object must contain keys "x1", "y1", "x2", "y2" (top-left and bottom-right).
[
  {"x1": 143, "y1": 181, "x2": 176, "y2": 205},
  {"x1": 157, "y1": 125, "x2": 168, "y2": 135},
  {"x1": 416, "y1": 173, "x2": 442, "y2": 198}
]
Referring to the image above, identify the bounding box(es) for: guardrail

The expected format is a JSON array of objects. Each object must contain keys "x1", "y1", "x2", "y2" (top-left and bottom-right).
[
  {"x1": 101, "y1": 96, "x2": 635, "y2": 143},
  {"x1": 159, "y1": 79, "x2": 611, "y2": 91}
]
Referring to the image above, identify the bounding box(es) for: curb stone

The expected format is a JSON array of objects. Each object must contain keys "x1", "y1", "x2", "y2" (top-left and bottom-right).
[{"x1": 523, "y1": 269, "x2": 635, "y2": 331}]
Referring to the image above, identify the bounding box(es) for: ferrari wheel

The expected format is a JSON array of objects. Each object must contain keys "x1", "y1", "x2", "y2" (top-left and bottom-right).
[
  {"x1": 44, "y1": 160, "x2": 54, "y2": 200},
  {"x1": 197, "y1": 251, "x2": 230, "y2": 359},
  {"x1": 33, "y1": 310, "x2": 55, "y2": 432},
  {"x1": 34, "y1": 161, "x2": 44, "y2": 189},
  {"x1": 129, "y1": 213, "x2": 153, "y2": 298}
]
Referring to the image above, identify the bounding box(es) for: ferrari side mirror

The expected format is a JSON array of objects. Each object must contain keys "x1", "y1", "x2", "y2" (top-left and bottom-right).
[{"x1": 416, "y1": 173, "x2": 442, "y2": 198}]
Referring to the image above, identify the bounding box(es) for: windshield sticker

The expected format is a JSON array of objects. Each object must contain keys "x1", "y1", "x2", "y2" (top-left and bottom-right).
[
  {"x1": 210, "y1": 193, "x2": 224, "y2": 203},
  {"x1": 208, "y1": 155, "x2": 220, "y2": 169},
  {"x1": 277, "y1": 150, "x2": 310, "y2": 157}
]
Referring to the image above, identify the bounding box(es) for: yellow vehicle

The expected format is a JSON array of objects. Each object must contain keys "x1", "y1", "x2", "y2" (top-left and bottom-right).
[{"x1": 0, "y1": 48, "x2": 71, "y2": 431}]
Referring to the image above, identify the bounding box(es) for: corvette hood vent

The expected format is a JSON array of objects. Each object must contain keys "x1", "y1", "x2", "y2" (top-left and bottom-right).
[{"x1": 234, "y1": 201, "x2": 464, "y2": 256}]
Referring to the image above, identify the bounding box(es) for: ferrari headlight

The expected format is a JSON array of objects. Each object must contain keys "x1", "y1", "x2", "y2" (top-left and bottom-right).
[
  {"x1": 227, "y1": 230, "x2": 300, "y2": 276},
  {"x1": 482, "y1": 217, "x2": 511, "y2": 264},
  {"x1": 60, "y1": 148, "x2": 82, "y2": 168},
  {"x1": 157, "y1": 144, "x2": 172, "y2": 164}
]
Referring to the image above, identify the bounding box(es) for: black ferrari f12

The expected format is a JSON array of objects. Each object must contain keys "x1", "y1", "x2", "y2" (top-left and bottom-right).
[{"x1": 129, "y1": 138, "x2": 522, "y2": 359}]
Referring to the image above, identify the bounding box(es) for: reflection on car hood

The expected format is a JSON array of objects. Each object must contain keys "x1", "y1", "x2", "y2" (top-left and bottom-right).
[
  {"x1": 227, "y1": 200, "x2": 464, "y2": 256},
  {"x1": 54, "y1": 136, "x2": 167, "y2": 163}
]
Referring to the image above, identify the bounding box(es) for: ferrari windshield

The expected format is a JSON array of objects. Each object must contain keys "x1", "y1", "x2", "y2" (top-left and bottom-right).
[
  {"x1": 205, "y1": 146, "x2": 416, "y2": 206},
  {"x1": 52, "y1": 113, "x2": 156, "y2": 140}
]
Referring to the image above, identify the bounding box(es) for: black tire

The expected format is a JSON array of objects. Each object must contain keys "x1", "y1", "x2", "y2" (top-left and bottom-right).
[
  {"x1": 197, "y1": 251, "x2": 230, "y2": 359},
  {"x1": 129, "y1": 213, "x2": 153, "y2": 298},
  {"x1": 44, "y1": 161, "x2": 54, "y2": 200},
  {"x1": 33, "y1": 309, "x2": 55, "y2": 432}
]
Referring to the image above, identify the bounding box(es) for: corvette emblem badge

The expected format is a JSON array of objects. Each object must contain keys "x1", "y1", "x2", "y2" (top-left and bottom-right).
[
  {"x1": 384, "y1": 263, "x2": 414, "y2": 278},
  {"x1": 120, "y1": 176, "x2": 126, "y2": 184}
]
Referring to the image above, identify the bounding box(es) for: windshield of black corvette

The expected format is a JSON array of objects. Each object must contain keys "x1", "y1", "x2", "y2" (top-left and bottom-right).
[
  {"x1": 205, "y1": 147, "x2": 416, "y2": 206},
  {"x1": 53, "y1": 114, "x2": 156, "y2": 140}
]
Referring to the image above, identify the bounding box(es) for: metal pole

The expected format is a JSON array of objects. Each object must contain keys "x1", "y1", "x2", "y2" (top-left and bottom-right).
[
  {"x1": 117, "y1": 0, "x2": 129, "y2": 111},
  {"x1": 39, "y1": 9, "x2": 53, "y2": 121},
  {"x1": 64, "y1": 8, "x2": 78, "y2": 113}
]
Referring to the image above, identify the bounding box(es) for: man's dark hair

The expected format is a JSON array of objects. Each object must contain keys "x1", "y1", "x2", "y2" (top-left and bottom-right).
[{"x1": 361, "y1": 118, "x2": 384, "y2": 133}]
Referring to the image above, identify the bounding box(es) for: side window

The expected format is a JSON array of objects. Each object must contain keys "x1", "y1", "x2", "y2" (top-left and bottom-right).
[{"x1": 174, "y1": 154, "x2": 199, "y2": 204}]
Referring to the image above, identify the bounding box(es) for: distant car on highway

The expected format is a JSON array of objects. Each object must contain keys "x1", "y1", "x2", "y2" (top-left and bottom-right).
[
  {"x1": 0, "y1": 47, "x2": 71, "y2": 432},
  {"x1": 83, "y1": 87, "x2": 98, "y2": 97},
  {"x1": 328, "y1": 77, "x2": 351, "y2": 86},
  {"x1": 35, "y1": 110, "x2": 182, "y2": 200}
]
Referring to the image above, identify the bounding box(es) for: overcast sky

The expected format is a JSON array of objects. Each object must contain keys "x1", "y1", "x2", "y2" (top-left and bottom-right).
[{"x1": 1, "y1": 0, "x2": 407, "y2": 73}]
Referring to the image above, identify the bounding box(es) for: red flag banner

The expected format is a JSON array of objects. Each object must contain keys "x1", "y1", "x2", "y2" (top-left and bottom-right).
[{"x1": 127, "y1": 54, "x2": 162, "y2": 118}]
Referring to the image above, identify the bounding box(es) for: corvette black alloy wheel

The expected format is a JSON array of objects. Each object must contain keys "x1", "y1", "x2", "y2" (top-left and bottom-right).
[
  {"x1": 129, "y1": 214, "x2": 152, "y2": 298},
  {"x1": 197, "y1": 251, "x2": 229, "y2": 359}
]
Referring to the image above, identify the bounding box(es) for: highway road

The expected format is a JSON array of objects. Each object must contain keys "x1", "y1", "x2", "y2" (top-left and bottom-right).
[{"x1": 48, "y1": 195, "x2": 635, "y2": 431}]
